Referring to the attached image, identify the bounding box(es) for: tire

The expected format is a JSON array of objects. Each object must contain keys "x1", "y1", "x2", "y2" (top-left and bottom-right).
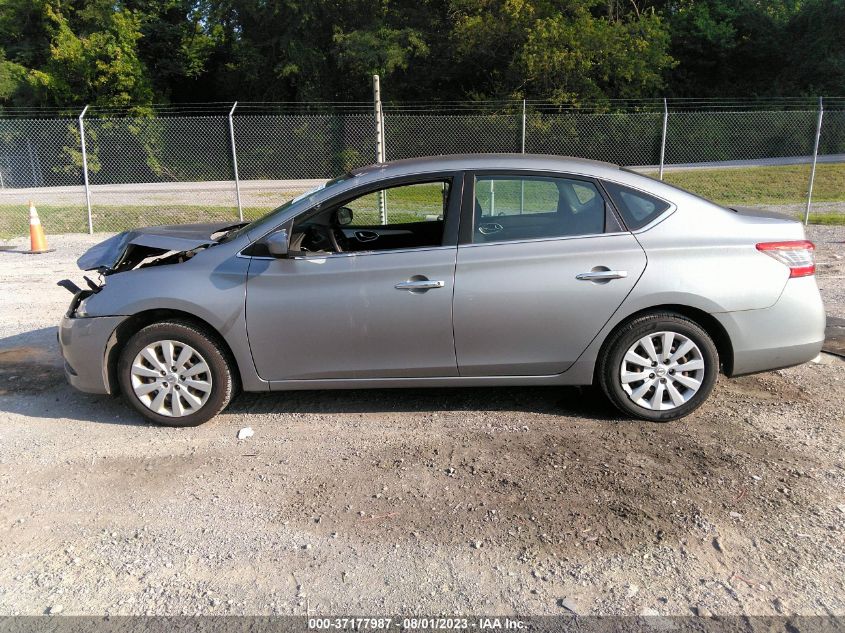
[
  {"x1": 597, "y1": 312, "x2": 719, "y2": 422},
  {"x1": 117, "y1": 321, "x2": 235, "y2": 427}
]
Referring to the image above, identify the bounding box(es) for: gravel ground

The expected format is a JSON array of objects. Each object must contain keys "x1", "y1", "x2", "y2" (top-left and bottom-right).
[{"x1": 0, "y1": 226, "x2": 843, "y2": 618}]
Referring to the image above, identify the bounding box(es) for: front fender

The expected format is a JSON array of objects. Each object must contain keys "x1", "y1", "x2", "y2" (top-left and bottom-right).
[{"x1": 81, "y1": 251, "x2": 267, "y2": 391}]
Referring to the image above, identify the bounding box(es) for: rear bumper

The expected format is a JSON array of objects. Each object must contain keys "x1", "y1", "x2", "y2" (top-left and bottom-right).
[
  {"x1": 59, "y1": 314, "x2": 128, "y2": 394},
  {"x1": 715, "y1": 276, "x2": 825, "y2": 376}
]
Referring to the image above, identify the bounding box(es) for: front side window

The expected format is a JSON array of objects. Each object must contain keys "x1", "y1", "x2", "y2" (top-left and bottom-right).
[
  {"x1": 342, "y1": 181, "x2": 449, "y2": 227},
  {"x1": 290, "y1": 180, "x2": 452, "y2": 254},
  {"x1": 472, "y1": 175, "x2": 606, "y2": 243}
]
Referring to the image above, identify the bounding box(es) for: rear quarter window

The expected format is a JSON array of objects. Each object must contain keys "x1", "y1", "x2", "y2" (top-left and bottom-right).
[{"x1": 602, "y1": 181, "x2": 670, "y2": 230}]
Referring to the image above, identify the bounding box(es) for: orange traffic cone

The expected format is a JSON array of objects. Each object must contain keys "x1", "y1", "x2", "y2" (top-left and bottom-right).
[{"x1": 24, "y1": 201, "x2": 54, "y2": 254}]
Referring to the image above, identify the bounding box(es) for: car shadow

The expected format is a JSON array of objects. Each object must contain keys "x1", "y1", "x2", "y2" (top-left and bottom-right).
[
  {"x1": 0, "y1": 326, "x2": 65, "y2": 393},
  {"x1": 0, "y1": 326, "x2": 622, "y2": 424},
  {"x1": 230, "y1": 384, "x2": 621, "y2": 421},
  {"x1": 0, "y1": 327, "x2": 151, "y2": 427}
]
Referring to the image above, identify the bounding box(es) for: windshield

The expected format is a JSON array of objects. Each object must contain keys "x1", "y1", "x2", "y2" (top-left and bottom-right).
[{"x1": 217, "y1": 174, "x2": 353, "y2": 243}]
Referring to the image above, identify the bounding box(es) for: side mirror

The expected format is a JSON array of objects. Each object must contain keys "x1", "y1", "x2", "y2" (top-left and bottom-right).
[
  {"x1": 335, "y1": 206, "x2": 354, "y2": 226},
  {"x1": 265, "y1": 229, "x2": 290, "y2": 258}
]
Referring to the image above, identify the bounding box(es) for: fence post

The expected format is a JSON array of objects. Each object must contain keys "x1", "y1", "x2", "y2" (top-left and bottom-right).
[
  {"x1": 78, "y1": 105, "x2": 93, "y2": 234},
  {"x1": 658, "y1": 98, "x2": 668, "y2": 180},
  {"x1": 373, "y1": 75, "x2": 387, "y2": 224},
  {"x1": 521, "y1": 99, "x2": 526, "y2": 153},
  {"x1": 804, "y1": 97, "x2": 824, "y2": 226},
  {"x1": 520, "y1": 99, "x2": 526, "y2": 212},
  {"x1": 228, "y1": 102, "x2": 243, "y2": 221}
]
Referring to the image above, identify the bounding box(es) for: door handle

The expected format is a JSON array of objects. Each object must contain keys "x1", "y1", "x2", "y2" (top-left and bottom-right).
[
  {"x1": 394, "y1": 279, "x2": 445, "y2": 291},
  {"x1": 576, "y1": 270, "x2": 628, "y2": 281},
  {"x1": 478, "y1": 223, "x2": 504, "y2": 235},
  {"x1": 355, "y1": 230, "x2": 379, "y2": 242}
]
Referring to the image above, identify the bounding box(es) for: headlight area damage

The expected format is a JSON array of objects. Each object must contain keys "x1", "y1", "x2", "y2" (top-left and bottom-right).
[{"x1": 57, "y1": 222, "x2": 246, "y2": 311}]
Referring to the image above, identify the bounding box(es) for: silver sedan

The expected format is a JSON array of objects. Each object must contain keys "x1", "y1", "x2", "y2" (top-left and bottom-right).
[{"x1": 58, "y1": 154, "x2": 825, "y2": 426}]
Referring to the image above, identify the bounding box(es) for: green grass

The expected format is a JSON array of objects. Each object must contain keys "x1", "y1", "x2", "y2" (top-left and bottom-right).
[
  {"x1": 0, "y1": 184, "x2": 449, "y2": 239},
  {"x1": 475, "y1": 178, "x2": 559, "y2": 214},
  {"x1": 654, "y1": 163, "x2": 845, "y2": 206},
  {"x1": 0, "y1": 204, "x2": 281, "y2": 239},
  {"x1": 346, "y1": 182, "x2": 448, "y2": 224},
  {"x1": 803, "y1": 212, "x2": 845, "y2": 225}
]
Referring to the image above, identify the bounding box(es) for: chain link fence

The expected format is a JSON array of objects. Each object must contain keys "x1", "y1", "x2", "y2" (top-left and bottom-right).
[
  {"x1": 526, "y1": 112, "x2": 665, "y2": 166},
  {"x1": 0, "y1": 99, "x2": 843, "y2": 237},
  {"x1": 385, "y1": 114, "x2": 522, "y2": 159},
  {"x1": 83, "y1": 116, "x2": 238, "y2": 230},
  {"x1": 659, "y1": 110, "x2": 820, "y2": 218}
]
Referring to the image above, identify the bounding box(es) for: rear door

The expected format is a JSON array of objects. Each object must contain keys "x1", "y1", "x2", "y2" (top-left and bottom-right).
[{"x1": 452, "y1": 172, "x2": 647, "y2": 376}]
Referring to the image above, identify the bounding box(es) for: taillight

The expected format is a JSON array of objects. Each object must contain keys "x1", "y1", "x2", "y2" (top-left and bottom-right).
[{"x1": 755, "y1": 240, "x2": 815, "y2": 278}]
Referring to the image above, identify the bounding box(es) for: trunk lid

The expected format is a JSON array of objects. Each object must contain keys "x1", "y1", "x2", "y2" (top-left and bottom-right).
[{"x1": 724, "y1": 207, "x2": 808, "y2": 241}]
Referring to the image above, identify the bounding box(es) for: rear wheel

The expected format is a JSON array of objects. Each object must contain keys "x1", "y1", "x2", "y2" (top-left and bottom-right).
[
  {"x1": 598, "y1": 313, "x2": 719, "y2": 422},
  {"x1": 118, "y1": 321, "x2": 234, "y2": 427}
]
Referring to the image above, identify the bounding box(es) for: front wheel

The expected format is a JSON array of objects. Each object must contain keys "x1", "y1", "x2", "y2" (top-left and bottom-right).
[
  {"x1": 598, "y1": 313, "x2": 719, "y2": 422},
  {"x1": 118, "y1": 321, "x2": 235, "y2": 427}
]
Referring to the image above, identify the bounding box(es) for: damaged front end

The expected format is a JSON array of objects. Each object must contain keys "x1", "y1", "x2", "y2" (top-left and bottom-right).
[
  {"x1": 58, "y1": 221, "x2": 245, "y2": 313},
  {"x1": 76, "y1": 222, "x2": 244, "y2": 275}
]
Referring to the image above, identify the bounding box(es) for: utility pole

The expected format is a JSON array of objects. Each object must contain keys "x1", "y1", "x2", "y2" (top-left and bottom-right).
[
  {"x1": 229, "y1": 102, "x2": 243, "y2": 221},
  {"x1": 79, "y1": 105, "x2": 93, "y2": 234},
  {"x1": 373, "y1": 75, "x2": 387, "y2": 224},
  {"x1": 659, "y1": 98, "x2": 668, "y2": 181}
]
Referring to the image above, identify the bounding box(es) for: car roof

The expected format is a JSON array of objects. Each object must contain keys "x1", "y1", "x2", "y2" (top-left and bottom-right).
[
  {"x1": 344, "y1": 153, "x2": 723, "y2": 214},
  {"x1": 350, "y1": 153, "x2": 621, "y2": 180}
]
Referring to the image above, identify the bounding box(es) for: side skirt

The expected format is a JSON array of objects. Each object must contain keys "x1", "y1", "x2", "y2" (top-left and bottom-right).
[{"x1": 264, "y1": 360, "x2": 597, "y2": 391}]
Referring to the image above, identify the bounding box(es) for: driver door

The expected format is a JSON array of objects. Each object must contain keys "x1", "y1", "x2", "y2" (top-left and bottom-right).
[{"x1": 245, "y1": 174, "x2": 462, "y2": 382}]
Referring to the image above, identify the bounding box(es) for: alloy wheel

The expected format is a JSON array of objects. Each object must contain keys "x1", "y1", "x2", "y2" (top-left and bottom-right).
[
  {"x1": 619, "y1": 331, "x2": 706, "y2": 411},
  {"x1": 129, "y1": 340, "x2": 213, "y2": 417}
]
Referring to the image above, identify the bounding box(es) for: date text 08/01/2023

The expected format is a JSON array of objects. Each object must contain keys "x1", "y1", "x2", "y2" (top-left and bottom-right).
[{"x1": 307, "y1": 617, "x2": 527, "y2": 630}]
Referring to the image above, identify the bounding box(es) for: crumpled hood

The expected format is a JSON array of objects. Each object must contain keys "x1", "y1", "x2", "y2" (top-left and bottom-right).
[{"x1": 77, "y1": 222, "x2": 241, "y2": 271}]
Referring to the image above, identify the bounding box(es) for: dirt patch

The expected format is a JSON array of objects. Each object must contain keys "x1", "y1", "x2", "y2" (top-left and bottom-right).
[
  {"x1": 723, "y1": 372, "x2": 810, "y2": 402},
  {"x1": 824, "y1": 317, "x2": 845, "y2": 357},
  {"x1": 0, "y1": 346, "x2": 63, "y2": 395}
]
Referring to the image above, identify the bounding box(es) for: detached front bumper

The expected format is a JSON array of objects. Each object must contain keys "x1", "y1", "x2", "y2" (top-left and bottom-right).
[{"x1": 59, "y1": 314, "x2": 128, "y2": 394}]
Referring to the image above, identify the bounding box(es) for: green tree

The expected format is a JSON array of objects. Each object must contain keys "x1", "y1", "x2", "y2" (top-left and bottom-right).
[
  {"x1": 448, "y1": 0, "x2": 673, "y2": 103},
  {"x1": 334, "y1": 26, "x2": 429, "y2": 79},
  {"x1": 782, "y1": 0, "x2": 845, "y2": 96},
  {"x1": 122, "y1": 0, "x2": 223, "y2": 102},
  {"x1": 519, "y1": 3, "x2": 672, "y2": 102},
  {"x1": 36, "y1": 7, "x2": 152, "y2": 107},
  {"x1": 0, "y1": 50, "x2": 28, "y2": 102},
  {"x1": 0, "y1": 0, "x2": 152, "y2": 108},
  {"x1": 0, "y1": 0, "x2": 842, "y2": 108},
  {"x1": 656, "y1": 0, "x2": 804, "y2": 97}
]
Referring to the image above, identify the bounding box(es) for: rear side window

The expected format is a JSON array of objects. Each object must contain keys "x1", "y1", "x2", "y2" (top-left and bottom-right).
[
  {"x1": 602, "y1": 182, "x2": 670, "y2": 230},
  {"x1": 472, "y1": 175, "x2": 606, "y2": 243}
]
